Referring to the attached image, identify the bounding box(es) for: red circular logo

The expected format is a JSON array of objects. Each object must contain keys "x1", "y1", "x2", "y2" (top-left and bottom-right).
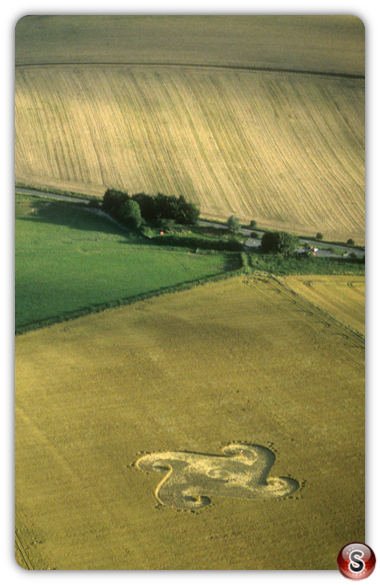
[{"x1": 337, "y1": 543, "x2": 376, "y2": 579}]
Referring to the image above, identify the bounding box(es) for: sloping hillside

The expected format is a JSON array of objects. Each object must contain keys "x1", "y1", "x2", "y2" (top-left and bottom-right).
[
  {"x1": 15, "y1": 15, "x2": 365, "y2": 76},
  {"x1": 15, "y1": 16, "x2": 365, "y2": 242}
]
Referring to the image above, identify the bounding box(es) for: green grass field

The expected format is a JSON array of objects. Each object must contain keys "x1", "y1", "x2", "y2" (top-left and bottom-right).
[{"x1": 15, "y1": 194, "x2": 239, "y2": 331}]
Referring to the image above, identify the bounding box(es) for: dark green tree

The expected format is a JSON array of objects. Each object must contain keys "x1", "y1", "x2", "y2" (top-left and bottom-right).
[
  {"x1": 227, "y1": 215, "x2": 241, "y2": 235},
  {"x1": 316, "y1": 232, "x2": 323, "y2": 240},
  {"x1": 277, "y1": 231, "x2": 300, "y2": 256},
  {"x1": 176, "y1": 195, "x2": 200, "y2": 225},
  {"x1": 105, "y1": 189, "x2": 200, "y2": 226},
  {"x1": 117, "y1": 200, "x2": 142, "y2": 229},
  {"x1": 154, "y1": 193, "x2": 179, "y2": 221},
  {"x1": 131, "y1": 192, "x2": 156, "y2": 222},
  {"x1": 261, "y1": 231, "x2": 278, "y2": 253},
  {"x1": 102, "y1": 188, "x2": 129, "y2": 214},
  {"x1": 261, "y1": 231, "x2": 300, "y2": 256}
]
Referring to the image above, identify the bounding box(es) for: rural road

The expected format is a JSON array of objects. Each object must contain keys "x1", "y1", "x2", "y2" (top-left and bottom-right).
[
  {"x1": 199, "y1": 221, "x2": 365, "y2": 259},
  {"x1": 16, "y1": 187, "x2": 89, "y2": 204},
  {"x1": 16, "y1": 186, "x2": 127, "y2": 230},
  {"x1": 16, "y1": 187, "x2": 364, "y2": 259}
]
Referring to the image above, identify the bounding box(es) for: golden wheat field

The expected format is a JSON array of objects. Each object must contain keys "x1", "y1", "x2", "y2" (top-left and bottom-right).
[
  {"x1": 15, "y1": 16, "x2": 365, "y2": 243},
  {"x1": 15, "y1": 16, "x2": 366, "y2": 572},
  {"x1": 280, "y1": 275, "x2": 365, "y2": 338},
  {"x1": 15, "y1": 276, "x2": 365, "y2": 570}
]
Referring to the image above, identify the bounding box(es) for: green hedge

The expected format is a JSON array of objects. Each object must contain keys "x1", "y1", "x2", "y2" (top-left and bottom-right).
[
  {"x1": 15, "y1": 262, "x2": 246, "y2": 336},
  {"x1": 151, "y1": 234, "x2": 244, "y2": 251}
]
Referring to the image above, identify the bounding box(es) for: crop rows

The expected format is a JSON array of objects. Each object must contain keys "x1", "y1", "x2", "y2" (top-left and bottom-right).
[
  {"x1": 15, "y1": 275, "x2": 365, "y2": 569},
  {"x1": 15, "y1": 65, "x2": 365, "y2": 242},
  {"x1": 280, "y1": 275, "x2": 365, "y2": 338}
]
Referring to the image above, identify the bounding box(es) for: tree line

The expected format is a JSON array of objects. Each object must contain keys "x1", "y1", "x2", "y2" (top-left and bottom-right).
[
  {"x1": 101, "y1": 189, "x2": 313, "y2": 258},
  {"x1": 102, "y1": 189, "x2": 200, "y2": 229}
]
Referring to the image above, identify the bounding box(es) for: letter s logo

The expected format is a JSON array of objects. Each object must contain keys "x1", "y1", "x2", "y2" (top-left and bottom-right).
[
  {"x1": 338, "y1": 542, "x2": 376, "y2": 579},
  {"x1": 349, "y1": 550, "x2": 365, "y2": 573}
]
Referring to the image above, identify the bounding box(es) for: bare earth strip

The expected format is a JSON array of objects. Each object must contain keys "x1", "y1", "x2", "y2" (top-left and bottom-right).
[{"x1": 15, "y1": 275, "x2": 364, "y2": 570}]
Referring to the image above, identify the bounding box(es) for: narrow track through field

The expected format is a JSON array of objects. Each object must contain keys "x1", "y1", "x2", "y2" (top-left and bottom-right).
[
  {"x1": 15, "y1": 528, "x2": 34, "y2": 570},
  {"x1": 15, "y1": 60, "x2": 365, "y2": 81},
  {"x1": 302, "y1": 279, "x2": 365, "y2": 325},
  {"x1": 243, "y1": 276, "x2": 364, "y2": 367}
]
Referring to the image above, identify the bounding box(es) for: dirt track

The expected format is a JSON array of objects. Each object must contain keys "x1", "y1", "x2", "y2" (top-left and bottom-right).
[{"x1": 15, "y1": 60, "x2": 365, "y2": 81}]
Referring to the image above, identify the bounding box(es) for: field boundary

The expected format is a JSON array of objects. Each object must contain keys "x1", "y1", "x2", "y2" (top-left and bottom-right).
[
  {"x1": 15, "y1": 61, "x2": 365, "y2": 81},
  {"x1": 276, "y1": 275, "x2": 365, "y2": 341},
  {"x1": 15, "y1": 192, "x2": 364, "y2": 335},
  {"x1": 247, "y1": 274, "x2": 365, "y2": 362},
  {"x1": 15, "y1": 263, "x2": 246, "y2": 336},
  {"x1": 16, "y1": 185, "x2": 365, "y2": 251}
]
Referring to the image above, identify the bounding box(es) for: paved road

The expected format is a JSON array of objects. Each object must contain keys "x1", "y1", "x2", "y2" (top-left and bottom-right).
[
  {"x1": 16, "y1": 188, "x2": 364, "y2": 259},
  {"x1": 199, "y1": 221, "x2": 365, "y2": 259},
  {"x1": 16, "y1": 186, "x2": 129, "y2": 230},
  {"x1": 16, "y1": 187, "x2": 90, "y2": 204}
]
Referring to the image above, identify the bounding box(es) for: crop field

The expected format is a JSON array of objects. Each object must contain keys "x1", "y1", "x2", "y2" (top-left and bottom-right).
[
  {"x1": 15, "y1": 194, "x2": 238, "y2": 331},
  {"x1": 15, "y1": 15, "x2": 364, "y2": 75},
  {"x1": 280, "y1": 275, "x2": 365, "y2": 338},
  {"x1": 14, "y1": 16, "x2": 366, "y2": 572},
  {"x1": 15, "y1": 276, "x2": 364, "y2": 570},
  {"x1": 15, "y1": 66, "x2": 365, "y2": 244},
  {"x1": 15, "y1": 16, "x2": 365, "y2": 244}
]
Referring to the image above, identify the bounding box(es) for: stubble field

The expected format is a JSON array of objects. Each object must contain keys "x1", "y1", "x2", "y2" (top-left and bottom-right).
[
  {"x1": 15, "y1": 15, "x2": 365, "y2": 243},
  {"x1": 15, "y1": 15, "x2": 366, "y2": 572},
  {"x1": 15, "y1": 275, "x2": 365, "y2": 570},
  {"x1": 15, "y1": 66, "x2": 365, "y2": 244}
]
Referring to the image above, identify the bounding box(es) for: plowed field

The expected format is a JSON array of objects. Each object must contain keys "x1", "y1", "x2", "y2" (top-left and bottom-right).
[{"x1": 15, "y1": 275, "x2": 365, "y2": 570}]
